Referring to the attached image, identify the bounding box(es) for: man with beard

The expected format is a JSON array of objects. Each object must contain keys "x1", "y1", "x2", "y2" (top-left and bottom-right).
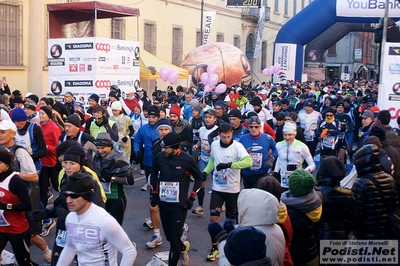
[
  {"x1": 150, "y1": 132, "x2": 203, "y2": 266},
  {"x1": 214, "y1": 101, "x2": 230, "y2": 124},
  {"x1": 86, "y1": 106, "x2": 119, "y2": 142},
  {"x1": 169, "y1": 106, "x2": 193, "y2": 153}
]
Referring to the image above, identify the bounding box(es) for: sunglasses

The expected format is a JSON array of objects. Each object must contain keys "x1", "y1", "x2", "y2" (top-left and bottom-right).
[
  {"x1": 94, "y1": 117, "x2": 103, "y2": 121},
  {"x1": 249, "y1": 125, "x2": 260, "y2": 129},
  {"x1": 62, "y1": 190, "x2": 93, "y2": 199},
  {"x1": 326, "y1": 114, "x2": 334, "y2": 117},
  {"x1": 153, "y1": 102, "x2": 160, "y2": 104}
]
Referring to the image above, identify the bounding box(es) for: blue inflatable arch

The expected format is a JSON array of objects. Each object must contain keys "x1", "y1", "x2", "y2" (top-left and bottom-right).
[{"x1": 274, "y1": 0, "x2": 400, "y2": 82}]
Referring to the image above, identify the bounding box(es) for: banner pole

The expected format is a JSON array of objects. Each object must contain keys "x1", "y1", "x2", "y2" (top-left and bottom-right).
[{"x1": 378, "y1": 0, "x2": 389, "y2": 90}]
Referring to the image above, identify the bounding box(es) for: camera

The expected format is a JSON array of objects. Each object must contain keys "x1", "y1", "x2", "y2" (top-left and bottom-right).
[{"x1": 287, "y1": 164, "x2": 297, "y2": 171}]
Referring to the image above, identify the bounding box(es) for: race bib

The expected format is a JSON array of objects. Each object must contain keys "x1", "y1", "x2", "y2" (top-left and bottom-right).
[
  {"x1": 56, "y1": 229, "x2": 67, "y2": 247},
  {"x1": 101, "y1": 182, "x2": 112, "y2": 194},
  {"x1": 214, "y1": 170, "x2": 228, "y2": 186},
  {"x1": 280, "y1": 171, "x2": 291, "y2": 188},
  {"x1": 0, "y1": 210, "x2": 9, "y2": 227},
  {"x1": 159, "y1": 182, "x2": 179, "y2": 203},
  {"x1": 323, "y1": 135, "x2": 336, "y2": 149},
  {"x1": 250, "y1": 153, "x2": 262, "y2": 170},
  {"x1": 305, "y1": 130, "x2": 315, "y2": 141}
]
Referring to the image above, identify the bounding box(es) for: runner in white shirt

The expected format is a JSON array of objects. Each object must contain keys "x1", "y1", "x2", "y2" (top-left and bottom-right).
[
  {"x1": 57, "y1": 172, "x2": 136, "y2": 266},
  {"x1": 298, "y1": 99, "x2": 322, "y2": 157}
]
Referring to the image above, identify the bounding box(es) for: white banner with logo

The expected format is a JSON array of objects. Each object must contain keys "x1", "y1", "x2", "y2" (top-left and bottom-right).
[
  {"x1": 378, "y1": 42, "x2": 400, "y2": 128},
  {"x1": 336, "y1": 0, "x2": 400, "y2": 17},
  {"x1": 48, "y1": 37, "x2": 140, "y2": 98},
  {"x1": 203, "y1": 11, "x2": 216, "y2": 45},
  {"x1": 273, "y1": 43, "x2": 296, "y2": 83},
  {"x1": 253, "y1": 6, "x2": 265, "y2": 59}
]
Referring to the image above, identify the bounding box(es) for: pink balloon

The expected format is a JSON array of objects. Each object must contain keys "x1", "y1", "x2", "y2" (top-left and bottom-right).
[
  {"x1": 200, "y1": 72, "x2": 209, "y2": 85},
  {"x1": 204, "y1": 85, "x2": 213, "y2": 93},
  {"x1": 267, "y1": 66, "x2": 274, "y2": 75},
  {"x1": 208, "y1": 74, "x2": 219, "y2": 87},
  {"x1": 262, "y1": 68, "x2": 270, "y2": 77},
  {"x1": 207, "y1": 64, "x2": 217, "y2": 75},
  {"x1": 160, "y1": 67, "x2": 170, "y2": 82},
  {"x1": 273, "y1": 63, "x2": 281, "y2": 73},
  {"x1": 168, "y1": 69, "x2": 179, "y2": 84},
  {"x1": 215, "y1": 84, "x2": 227, "y2": 94}
]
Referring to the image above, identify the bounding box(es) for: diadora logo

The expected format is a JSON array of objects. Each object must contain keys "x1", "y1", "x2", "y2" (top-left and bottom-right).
[
  {"x1": 389, "y1": 47, "x2": 400, "y2": 56},
  {"x1": 65, "y1": 80, "x2": 93, "y2": 87},
  {"x1": 95, "y1": 80, "x2": 111, "y2": 88},
  {"x1": 95, "y1": 43, "x2": 111, "y2": 53},
  {"x1": 65, "y1": 43, "x2": 93, "y2": 50}
]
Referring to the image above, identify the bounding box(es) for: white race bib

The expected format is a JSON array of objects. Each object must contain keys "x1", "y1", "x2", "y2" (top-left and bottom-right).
[{"x1": 159, "y1": 182, "x2": 179, "y2": 203}]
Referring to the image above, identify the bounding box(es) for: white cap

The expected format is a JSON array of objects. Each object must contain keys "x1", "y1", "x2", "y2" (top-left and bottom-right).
[
  {"x1": 0, "y1": 120, "x2": 17, "y2": 132},
  {"x1": 111, "y1": 101, "x2": 122, "y2": 111},
  {"x1": 126, "y1": 88, "x2": 136, "y2": 94},
  {"x1": 283, "y1": 121, "x2": 297, "y2": 135},
  {"x1": 137, "y1": 87, "x2": 143, "y2": 92}
]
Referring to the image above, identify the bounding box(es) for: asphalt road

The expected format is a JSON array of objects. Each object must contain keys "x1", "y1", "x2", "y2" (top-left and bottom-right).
[{"x1": 11, "y1": 169, "x2": 222, "y2": 266}]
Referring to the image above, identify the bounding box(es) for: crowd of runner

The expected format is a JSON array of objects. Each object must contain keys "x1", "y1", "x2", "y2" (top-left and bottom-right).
[{"x1": 0, "y1": 77, "x2": 398, "y2": 266}]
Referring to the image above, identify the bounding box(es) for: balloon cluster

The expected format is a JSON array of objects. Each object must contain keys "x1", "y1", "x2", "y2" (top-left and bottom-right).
[
  {"x1": 200, "y1": 64, "x2": 227, "y2": 94},
  {"x1": 262, "y1": 63, "x2": 281, "y2": 77},
  {"x1": 160, "y1": 67, "x2": 179, "y2": 84}
]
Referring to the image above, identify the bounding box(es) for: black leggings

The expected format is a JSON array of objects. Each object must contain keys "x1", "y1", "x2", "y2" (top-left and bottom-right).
[
  {"x1": 39, "y1": 166, "x2": 58, "y2": 206},
  {"x1": 0, "y1": 229, "x2": 37, "y2": 266},
  {"x1": 106, "y1": 196, "x2": 127, "y2": 225},
  {"x1": 159, "y1": 204, "x2": 187, "y2": 266}
]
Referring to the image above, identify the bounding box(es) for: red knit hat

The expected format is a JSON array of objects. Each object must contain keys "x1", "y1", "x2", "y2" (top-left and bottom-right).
[{"x1": 170, "y1": 105, "x2": 181, "y2": 117}]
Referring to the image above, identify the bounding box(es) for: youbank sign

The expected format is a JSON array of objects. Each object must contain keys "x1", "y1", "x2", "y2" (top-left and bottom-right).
[{"x1": 337, "y1": 0, "x2": 400, "y2": 17}]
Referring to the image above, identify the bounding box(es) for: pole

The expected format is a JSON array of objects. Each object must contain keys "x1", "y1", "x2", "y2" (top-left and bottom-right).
[
  {"x1": 378, "y1": 0, "x2": 389, "y2": 87},
  {"x1": 200, "y1": 0, "x2": 204, "y2": 45}
]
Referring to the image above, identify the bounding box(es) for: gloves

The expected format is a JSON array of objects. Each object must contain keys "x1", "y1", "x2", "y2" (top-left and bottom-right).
[
  {"x1": 31, "y1": 209, "x2": 47, "y2": 221},
  {"x1": 100, "y1": 169, "x2": 113, "y2": 182},
  {"x1": 101, "y1": 116, "x2": 109, "y2": 126},
  {"x1": 122, "y1": 136, "x2": 128, "y2": 143},
  {"x1": 223, "y1": 218, "x2": 235, "y2": 233},
  {"x1": 150, "y1": 192, "x2": 160, "y2": 207},
  {"x1": 202, "y1": 172, "x2": 208, "y2": 181},
  {"x1": 208, "y1": 222, "x2": 228, "y2": 243},
  {"x1": 320, "y1": 128, "x2": 329, "y2": 138},
  {"x1": 185, "y1": 195, "x2": 196, "y2": 210},
  {"x1": 216, "y1": 162, "x2": 232, "y2": 171},
  {"x1": 264, "y1": 156, "x2": 275, "y2": 169}
]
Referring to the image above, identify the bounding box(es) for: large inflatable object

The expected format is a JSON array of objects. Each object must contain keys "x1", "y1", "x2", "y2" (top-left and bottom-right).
[
  {"x1": 181, "y1": 42, "x2": 251, "y2": 87},
  {"x1": 274, "y1": 0, "x2": 400, "y2": 83}
]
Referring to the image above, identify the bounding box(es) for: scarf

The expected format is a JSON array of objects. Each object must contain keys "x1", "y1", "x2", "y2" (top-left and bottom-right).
[
  {"x1": 205, "y1": 122, "x2": 216, "y2": 130},
  {"x1": 325, "y1": 116, "x2": 334, "y2": 124},
  {"x1": 281, "y1": 190, "x2": 322, "y2": 213},
  {"x1": 220, "y1": 139, "x2": 233, "y2": 148}
]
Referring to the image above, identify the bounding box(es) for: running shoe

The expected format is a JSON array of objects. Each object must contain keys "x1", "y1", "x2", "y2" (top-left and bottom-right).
[
  {"x1": 145, "y1": 235, "x2": 162, "y2": 248},
  {"x1": 47, "y1": 191, "x2": 53, "y2": 201},
  {"x1": 191, "y1": 206, "x2": 204, "y2": 216},
  {"x1": 206, "y1": 248, "x2": 219, "y2": 261},
  {"x1": 180, "y1": 240, "x2": 190, "y2": 266},
  {"x1": 140, "y1": 170, "x2": 145, "y2": 175},
  {"x1": 143, "y1": 217, "x2": 154, "y2": 229},
  {"x1": 40, "y1": 219, "x2": 56, "y2": 237},
  {"x1": 180, "y1": 223, "x2": 189, "y2": 242}
]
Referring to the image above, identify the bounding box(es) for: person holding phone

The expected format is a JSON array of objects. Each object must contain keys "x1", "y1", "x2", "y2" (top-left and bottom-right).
[{"x1": 274, "y1": 121, "x2": 315, "y2": 191}]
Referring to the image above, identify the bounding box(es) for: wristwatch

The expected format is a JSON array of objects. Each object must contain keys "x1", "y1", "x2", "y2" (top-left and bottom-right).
[
  {"x1": 111, "y1": 177, "x2": 116, "y2": 183},
  {"x1": 6, "y1": 203, "x2": 12, "y2": 210}
]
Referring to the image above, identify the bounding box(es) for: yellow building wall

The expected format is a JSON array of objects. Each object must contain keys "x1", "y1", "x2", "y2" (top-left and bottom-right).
[{"x1": 1, "y1": 0, "x2": 305, "y2": 97}]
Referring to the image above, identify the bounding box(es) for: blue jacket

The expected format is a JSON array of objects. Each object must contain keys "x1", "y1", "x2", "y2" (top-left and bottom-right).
[{"x1": 134, "y1": 123, "x2": 159, "y2": 167}]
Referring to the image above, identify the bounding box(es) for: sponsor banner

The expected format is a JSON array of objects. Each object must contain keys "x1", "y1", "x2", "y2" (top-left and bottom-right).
[
  {"x1": 273, "y1": 43, "x2": 296, "y2": 83},
  {"x1": 49, "y1": 75, "x2": 140, "y2": 97},
  {"x1": 253, "y1": 6, "x2": 265, "y2": 59},
  {"x1": 379, "y1": 43, "x2": 400, "y2": 128},
  {"x1": 320, "y1": 239, "x2": 398, "y2": 264},
  {"x1": 203, "y1": 11, "x2": 216, "y2": 45},
  {"x1": 337, "y1": 0, "x2": 400, "y2": 17},
  {"x1": 48, "y1": 37, "x2": 140, "y2": 76}
]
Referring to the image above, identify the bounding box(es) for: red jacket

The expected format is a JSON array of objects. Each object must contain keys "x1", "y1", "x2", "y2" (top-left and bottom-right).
[{"x1": 40, "y1": 120, "x2": 61, "y2": 167}]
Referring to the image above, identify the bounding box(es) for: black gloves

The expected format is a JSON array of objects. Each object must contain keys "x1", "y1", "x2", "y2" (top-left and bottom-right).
[
  {"x1": 216, "y1": 162, "x2": 232, "y2": 171},
  {"x1": 264, "y1": 156, "x2": 275, "y2": 169},
  {"x1": 100, "y1": 169, "x2": 113, "y2": 182},
  {"x1": 150, "y1": 192, "x2": 160, "y2": 207},
  {"x1": 202, "y1": 172, "x2": 208, "y2": 181},
  {"x1": 185, "y1": 195, "x2": 196, "y2": 210},
  {"x1": 122, "y1": 136, "x2": 128, "y2": 143},
  {"x1": 31, "y1": 209, "x2": 47, "y2": 221}
]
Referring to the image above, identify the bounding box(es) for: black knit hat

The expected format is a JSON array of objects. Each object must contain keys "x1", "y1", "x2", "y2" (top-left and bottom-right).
[
  {"x1": 64, "y1": 114, "x2": 81, "y2": 128},
  {"x1": 228, "y1": 109, "x2": 242, "y2": 119},
  {"x1": 40, "y1": 106, "x2": 53, "y2": 119},
  {"x1": 0, "y1": 147, "x2": 12, "y2": 166},
  {"x1": 89, "y1": 94, "x2": 100, "y2": 103},
  {"x1": 64, "y1": 145, "x2": 86, "y2": 166},
  {"x1": 160, "y1": 132, "x2": 180, "y2": 149}
]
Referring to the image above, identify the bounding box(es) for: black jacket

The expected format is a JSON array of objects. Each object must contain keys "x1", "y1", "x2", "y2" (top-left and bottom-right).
[{"x1": 352, "y1": 145, "x2": 398, "y2": 239}]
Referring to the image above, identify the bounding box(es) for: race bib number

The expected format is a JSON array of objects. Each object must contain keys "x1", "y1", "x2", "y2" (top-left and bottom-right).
[
  {"x1": 323, "y1": 136, "x2": 336, "y2": 149},
  {"x1": 214, "y1": 170, "x2": 228, "y2": 186},
  {"x1": 159, "y1": 182, "x2": 179, "y2": 203},
  {"x1": 56, "y1": 229, "x2": 67, "y2": 247},
  {"x1": 0, "y1": 210, "x2": 9, "y2": 227},
  {"x1": 250, "y1": 153, "x2": 262, "y2": 170},
  {"x1": 101, "y1": 182, "x2": 112, "y2": 194},
  {"x1": 305, "y1": 130, "x2": 315, "y2": 141}
]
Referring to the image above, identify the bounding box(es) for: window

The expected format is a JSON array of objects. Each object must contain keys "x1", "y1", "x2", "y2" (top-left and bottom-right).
[
  {"x1": 302, "y1": 0, "x2": 305, "y2": 9},
  {"x1": 261, "y1": 41, "x2": 267, "y2": 70},
  {"x1": 217, "y1": 33, "x2": 224, "y2": 42},
  {"x1": 0, "y1": 2, "x2": 23, "y2": 66},
  {"x1": 234, "y1": 35, "x2": 241, "y2": 48},
  {"x1": 172, "y1": 27, "x2": 183, "y2": 66},
  {"x1": 293, "y1": 0, "x2": 297, "y2": 15},
  {"x1": 274, "y1": 0, "x2": 279, "y2": 12},
  {"x1": 328, "y1": 43, "x2": 336, "y2": 55},
  {"x1": 284, "y1": 0, "x2": 289, "y2": 16},
  {"x1": 144, "y1": 23, "x2": 157, "y2": 55},
  {"x1": 196, "y1": 30, "x2": 201, "y2": 47},
  {"x1": 111, "y1": 18, "x2": 126, "y2": 40}
]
